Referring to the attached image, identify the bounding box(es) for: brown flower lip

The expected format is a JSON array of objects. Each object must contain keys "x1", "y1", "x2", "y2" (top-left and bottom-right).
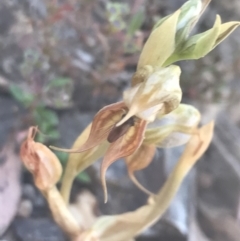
[{"x1": 107, "y1": 116, "x2": 135, "y2": 143}]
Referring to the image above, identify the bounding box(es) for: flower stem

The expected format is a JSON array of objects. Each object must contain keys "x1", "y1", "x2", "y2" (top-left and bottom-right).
[{"x1": 44, "y1": 186, "x2": 82, "y2": 238}]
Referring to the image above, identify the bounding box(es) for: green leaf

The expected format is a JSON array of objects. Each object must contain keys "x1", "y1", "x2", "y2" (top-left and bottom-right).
[
  {"x1": 164, "y1": 15, "x2": 221, "y2": 65},
  {"x1": 33, "y1": 108, "x2": 60, "y2": 143},
  {"x1": 76, "y1": 171, "x2": 91, "y2": 183},
  {"x1": 127, "y1": 10, "x2": 145, "y2": 36},
  {"x1": 183, "y1": 15, "x2": 221, "y2": 57},
  {"x1": 56, "y1": 151, "x2": 69, "y2": 165},
  {"x1": 9, "y1": 84, "x2": 34, "y2": 107},
  {"x1": 48, "y1": 129, "x2": 61, "y2": 140},
  {"x1": 34, "y1": 108, "x2": 59, "y2": 126},
  {"x1": 47, "y1": 77, "x2": 72, "y2": 88}
]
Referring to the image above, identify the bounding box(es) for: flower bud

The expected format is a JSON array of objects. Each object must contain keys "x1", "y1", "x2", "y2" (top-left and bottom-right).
[{"x1": 20, "y1": 127, "x2": 62, "y2": 191}]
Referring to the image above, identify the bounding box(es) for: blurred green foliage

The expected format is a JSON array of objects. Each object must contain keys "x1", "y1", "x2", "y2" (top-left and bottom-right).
[
  {"x1": 106, "y1": 2, "x2": 129, "y2": 31},
  {"x1": 9, "y1": 84, "x2": 35, "y2": 107},
  {"x1": 106, "y1": 1, "x2": 145, "y2": 54},
  {"x1": 9, "y1": 83, "x2": 59, "y2": 143},
  {"x1": 33, "y1": 107, "x2": 60, "y2": 143},
  {"x1": 46, "y1": 77, "x2": 72, "y2": 88},
  {"x1": 127, "y1": 10, "x2": 145, "y2": 36}
]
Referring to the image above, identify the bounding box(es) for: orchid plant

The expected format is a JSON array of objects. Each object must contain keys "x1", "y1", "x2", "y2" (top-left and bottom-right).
[{"x1": 20, "y1": 1, "x2": 240, "y2": 241}]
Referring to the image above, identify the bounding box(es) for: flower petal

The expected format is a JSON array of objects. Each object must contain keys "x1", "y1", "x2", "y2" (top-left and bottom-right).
[
  {"x1": 119, "y1": 65, "x2": 182, "y2": 125},
  {"x1": 51, "y1": 102, "x2": 127, "y2": 153},
  {"x1": 59, "y1": 124, "x2": 109, "y2": 204},
  {"x1": 145, "y1": 104, "x2": 201, "y2": 147},
  {"x1": 101, "y1": 119, "x2": 147, "y2": 203},
  {"x1": 125, "y1": 144, "x2": 156, "y2": 196}
]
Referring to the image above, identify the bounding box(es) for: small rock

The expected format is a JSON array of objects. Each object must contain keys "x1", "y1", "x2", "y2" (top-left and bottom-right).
[
  {"x1": 14, "y1": 217, "x2": 67, "y2": 241},
  {"x1": 22, "y1": 183, "x2": 47, "y2": 212},
  {"x1": 57, "y1": 110, "x2": 94, "y2": 147},
  {"x1": 22, "y1": 184, "x2": 36, "y2": 200},
  {"x1": 17, "y1": 199, "x2": 33, "y2": 218}
]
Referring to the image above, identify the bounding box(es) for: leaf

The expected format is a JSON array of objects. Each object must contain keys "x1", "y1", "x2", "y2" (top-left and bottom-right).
[
  {"x1": 127, "y1": 10, "x2": 145, "y2": 36},
  {"x1": 9, "y1": 84, "x2": 34, "y2": 107},
  {"x1": 47, "y1": 129, "x2": 61, "y2": 140},
  {"x1": 83, "y1": 121, "x2": 214, "y2": 241},
  {"x1": 101, "y1": 119, "x2": 147, "y2": 203},
  {"x1": 33, "y1": 108, "x2": 59, "y2": 143},
  {"x1": 34, "y1": 108, "x2": 59, "y2": 127},
  {"x1": 56, "y1": 151, "x2": 68, "y2": 164},
  {"x1": 165, "y1": 17, "x2": 240, "y2": 65},
  {"x1": 165, "y1": 15, "x2": 221, "y2": 64},
  {"x1": 76, "y1": 171, "x2": 91, "y2": 183},
  {"x1": 47, "y1": 77, "x2": 72, "y2": 88},
  {"x1": 182, "y1": 15, "x2": 221, "y2": 58},
  {"x1": 137, "y1": 10, "x2": 180, "y2": 69}
]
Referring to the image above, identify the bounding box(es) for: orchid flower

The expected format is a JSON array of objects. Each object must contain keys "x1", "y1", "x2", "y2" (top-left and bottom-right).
[
  {"x1": 19, "y1": 1, "x2": 240, "y2": 240},
  {"x1": 51, "y1": 67, "x2": 200, "y2": 202},
  {"x1": 51, "y1": 0, "x2": 240, "y2": 203}
]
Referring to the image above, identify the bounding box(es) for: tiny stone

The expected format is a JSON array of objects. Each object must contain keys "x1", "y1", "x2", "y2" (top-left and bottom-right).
[
  {"x1": 17, "y1": 199, "x2": 33, "y2": 218},
  {"x1": 14, "y1": 218, "x2": 67, "y2": 241},
  {"x1": 22, "y1": 184, "x2": 36, "y2": 201}
]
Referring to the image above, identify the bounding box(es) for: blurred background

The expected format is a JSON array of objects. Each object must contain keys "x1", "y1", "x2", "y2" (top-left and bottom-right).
[{"x1": 0, "y1": 0, "x2": 240, "y2": 240}]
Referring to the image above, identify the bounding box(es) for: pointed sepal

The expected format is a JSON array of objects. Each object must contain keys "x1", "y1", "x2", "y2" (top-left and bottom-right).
[
  {"x1": 125, "y1": 144, "x2": 156, "y2": 196},
  {"x1": 101, "y1": 119, "x2": 147, "y2": 203}
]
